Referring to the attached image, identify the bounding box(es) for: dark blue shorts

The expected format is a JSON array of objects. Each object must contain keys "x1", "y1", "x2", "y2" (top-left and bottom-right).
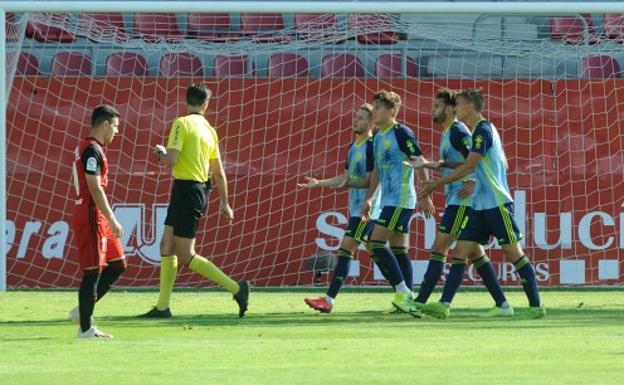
[
  {"x1": 344, "y1": 217, "x2": 375, "y2": 243},
  {"x1": 457, "y1": 203, "x2": 523, "y2": 246},
  {"x1": 374, "y1": 206, "x2": 414, "y2": 234},
  {"x1": 438, "y1": 204, "x2": 469, "y2": 237}
]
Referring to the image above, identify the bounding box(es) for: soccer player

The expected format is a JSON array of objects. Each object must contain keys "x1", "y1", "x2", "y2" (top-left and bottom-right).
[
  {"x1": 140, "y1": 84, "x2": 249, "y2": 318},
  {"x1": 406, "y1": 89, "x2": 512, "y2": 317},
  {"x1": 70, "y1": 105, "x2": 126, "y2": 338},
  {"x1": 418, "y1": 88, "x2": 545, "y2": 319},
  {"x1": 299, "y1": 103, "x2": 385, "y2": 313},
  {"x1": 361, "y1": 90, "x2": 434, "y2": 316}
]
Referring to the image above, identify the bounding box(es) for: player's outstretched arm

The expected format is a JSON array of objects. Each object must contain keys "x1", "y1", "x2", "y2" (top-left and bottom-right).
[
  {"x1": 297, "y1": 173, "x2": 347, "y2": 189},
  {"x1": 209, "y1": 156, "x2": 234, "y2": 223},
  {"x1": 85, "y1": 174, "x2": 123, "y2": 238},
  {"x1": 403, "y1": 155, "x2": 441, "y2": 170},
  {"x1": 419, "y1": 152, "x2": 481, "y2": 199}
]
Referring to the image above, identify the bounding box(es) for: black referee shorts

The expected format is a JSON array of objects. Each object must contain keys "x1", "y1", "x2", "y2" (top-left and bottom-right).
[{"x1": 164, "y1": 179, "x2": 208, "y2": 238}]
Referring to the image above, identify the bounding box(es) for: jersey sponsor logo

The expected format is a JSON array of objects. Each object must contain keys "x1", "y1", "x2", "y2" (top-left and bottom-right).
[
  {"x1": 474, "y1": 135, "x2": 483, "y2": 149},
  {"x1": 86, "y1": 157, "x2": 98, "y2": 172},
  {"x1": 406, "y1": 141, "x2": 416, "y2": 154}
]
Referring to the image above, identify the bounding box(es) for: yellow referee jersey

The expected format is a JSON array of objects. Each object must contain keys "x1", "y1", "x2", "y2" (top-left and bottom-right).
[{"x1": 166, "y1": 113, "x2": 220, "y2": 182}]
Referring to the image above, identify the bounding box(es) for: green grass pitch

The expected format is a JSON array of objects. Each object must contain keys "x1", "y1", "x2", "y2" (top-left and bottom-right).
[{"x1": 0, "y1": 289, "x2": 623, "y2": 385}]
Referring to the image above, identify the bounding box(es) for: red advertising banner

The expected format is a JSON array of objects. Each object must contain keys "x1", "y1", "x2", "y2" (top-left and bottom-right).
[{"x1": 6, "y1": 78, "x2": 624, "y2": 287}]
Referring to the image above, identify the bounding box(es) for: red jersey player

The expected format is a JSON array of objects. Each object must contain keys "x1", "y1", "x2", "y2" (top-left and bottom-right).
[{"x1": 69, "y1": 105, "x2": 125, "y2": 338}]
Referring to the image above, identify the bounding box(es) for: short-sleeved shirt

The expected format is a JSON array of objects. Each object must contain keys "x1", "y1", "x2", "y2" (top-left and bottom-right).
[
  {"x1": 470, "y1": 119, "x2": 513, "y2": 210},
  {"x1": 373, "y1": 122, "x2": 422, "y2": 209},
  {"x1": 72, "y1": 137, "x2": 108, "y2": 224},
  {"x1": 167, "y1": 113, "x2": 220, "y2": 182},
  {"x1": 345, "y1": 137, "x2": 381, "y2": 219},
  {"x1": 440, "y1": 120, "x2": 472, "y2": 207}
]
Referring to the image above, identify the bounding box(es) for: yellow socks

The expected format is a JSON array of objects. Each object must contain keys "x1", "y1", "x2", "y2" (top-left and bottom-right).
[
  {"x1": 189, "y1": 255, "x2": 239, "y2": 294},
  {"x1": 156, "y1": 255, "x2": 178, "y2": 310}
]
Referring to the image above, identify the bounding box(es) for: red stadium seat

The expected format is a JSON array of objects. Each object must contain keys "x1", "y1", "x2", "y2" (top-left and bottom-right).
[
  {"x1": 240, "y1": 13, "x2": 290, "y2": 43},
  {"x1": 294, "y1": 14, "x2": 343, "y2": 43},
  {"x1": 375, "y1": 54, "x2": 419, "y2": 78},
  {"x1": 134, "y1": 13, "x2": 183, "y2": 43},
  {"x1": 51, "y1": 52, "x2": 92, "y2": 76},
  {"x1": 159, "y1": 53, "x2": 203, "y2": 77},
  {"x1": 603, "y1": 13, "x2": 624, "y2": 44},
  {"x1": 106, "y1": 53, "x2": 148, "y2": 76},
  {"x1": 321, "y1": 54, "x2": 365, "y2": 77},
  {"x1": 15, "y1": 53, "x2": 39, "y2": 75},
  {"x1": 80, "y1": 13, "x2": 128, "y2": 41},
  {"x1": 580, "y1": 55, "x2": 621, "y2": 79},
  {"x1": 214, "y1": 55, "x2": 248, "y2": 77},
  {"x1": 26, "y1": 13, "x2": 76, "y2": 43},
  {"x1": 268, "y1": 53, "x2": 308, "y2": 77},
  {"x1": 5, "y1": 13, "x2": 19, "y2": 42},
  {"x1": 347, "y1": 14, "x2": 400, "y2": 44},
  {"x1": 187, "y1": 13, "x2": 241, "y2": 42},
  {"x1": 549, "y1": 15, "x2": 600, "y2": 45}
]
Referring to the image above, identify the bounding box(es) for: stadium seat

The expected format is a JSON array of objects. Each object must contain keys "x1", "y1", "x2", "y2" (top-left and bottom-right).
[
  {"x1": 134, "y1": 13, "x2": 184, "y2": 43},
  {"x1": 603, "y1": 13, "x2": 624, "y2": 44},
  {"x1": 159, "y1": 53, "x2": 203, "y2": 77},
  {"x1": 214, "y1": 55, "x2": 248, "y2": 77},
  {"x1": 549, "y1": 15, "x2": 600, "y2": 45},
  {"x1": 51, "y1": 52, "x2": 92, "y2": 76},
  {"x1": 268, "y1": 53, "x2": 309, "y2": 77},
  {"x1": 580, "y1": 55, "x2": 621, "y2": 79},
  {"x1": 375, "y1": 54, "x2": 419, "y2": 78},
  {"x1": 187, "y1": 13, "x2": 241, "y2": 42},
  {"x1": 240, "y1": 13, "x2": 290, "y2": 43},
  {"x1": 15, "y1": 53, "x2": 39, "y2": 75},
  {"x1": 106, "y1": 53, "x2": 148, "y2": 76},
  {"x1": 294, "y1": 13, "x2": 343, "y2": 43},
  {"x1": 5, "y1": 13, "x2": 19, "y2": 42},
  {"x1": 80, "y1": 13, "x2": 128, "y2": 41},
  {"x1": 26, "y1": 13, "x2": 76, "y2": 43},
  {"x1": 321, "y1": 54, "x2": 365, "y2": 77},
  {"x1": 347, "y1": 14, "x2": 400, "y2": 44}
]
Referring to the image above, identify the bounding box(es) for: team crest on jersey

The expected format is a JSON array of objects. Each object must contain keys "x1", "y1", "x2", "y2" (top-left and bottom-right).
[
  {"x1": 86, "y1": 157, "x2": 98, "y2": 172},
  {"x1": 474, "y1": 135, "x2": 483, "y2": 149},
  {"x1": 406, "y1": 141, "x2": 415, "y2": 153}
]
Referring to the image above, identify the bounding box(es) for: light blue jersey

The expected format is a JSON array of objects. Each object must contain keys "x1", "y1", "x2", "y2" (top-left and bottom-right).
[
  {"x1": 373, "y1": 123, "x2": 422, "y2": 209},
  {"x1": 470, "y1": 119, "x2": 513, "y2": 210},
  {"x1": 346, "y1": 137, "x2": 381, "y2": 219},
  {"x1": 440, "y1": 120, "x2": 472, "y2": 207}
]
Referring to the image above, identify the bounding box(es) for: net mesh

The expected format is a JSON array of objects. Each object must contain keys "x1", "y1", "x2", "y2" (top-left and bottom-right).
[{"x1": 4, "y1": 11, "x2": 624, "y2": 287}]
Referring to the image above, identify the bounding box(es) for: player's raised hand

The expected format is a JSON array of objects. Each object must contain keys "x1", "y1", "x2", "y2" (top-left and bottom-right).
[
  {"x1": 457, "y1": 179, "x2": 475, "y2": 199},
  {"x1": 109, "y1": 217, "x2": 123, "y2": 239},
  {"x1": 220, "y1": 201, "x2": 234, "y2": 223},
  {"x1": 297, "y1": 176, "x2": 320, "y2": 189},
  {"x1": 420, "y1": 196, "x2": 435, "y2": 219},
  {"x1": 361, "y1": 199, "x2": 372, "y2": 222},
  {"x1": 402, "y1": 155, "x2": 428, "y2": 169},
  {"x1": 418, "y1": 181, "x2": 437, "y2": 200}
]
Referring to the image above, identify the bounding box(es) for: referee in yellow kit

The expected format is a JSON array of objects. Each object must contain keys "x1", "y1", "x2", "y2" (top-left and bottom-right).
[{"x1": 140, "y1": 83, "x2": 249, "y2": 318}]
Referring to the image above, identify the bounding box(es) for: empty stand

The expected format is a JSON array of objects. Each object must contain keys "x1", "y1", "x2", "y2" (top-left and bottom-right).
[
  {"x1": 603, "y1": 13, "x2": 624, "y2": 44},
  {"x1": 321, "y1": 54, "x2": 365, "y2": 77},
  {"x1": 215, "y1": 55, "x2": 248, "y2": 77},
  {"x1": 51, "y1": 52, "x2": 92, "y2": 76},
  {"x1": 15, "y1": 53, "x2": 39, "y2": 75},
  {"x1": 347, "y1": 14, "x2": 400, "y2": 44},
  {"x1": 268, "y1": 53, "x2": 309, "y2": 77},
  {"x1": 187, "y1": 13, "x2": 241, "y2": 42},
  {"x1": 580, "y1": 55, "x2": 621, "y2": 79},
  {"x1": 106, "y1": 53, "x2": 148, "y2": 76},
  {"x1": 376, "y1": 54, "x2": 419, "y2": 78},
  {"x1": 26, "y1": 13, "x2": 76, "y2": 43},
  {"x1": 159, "y1": 53, "x2": 203, "y2": 77},
  {"x1": 134, "y1": 13, "x2": 184, "y2": 43}
]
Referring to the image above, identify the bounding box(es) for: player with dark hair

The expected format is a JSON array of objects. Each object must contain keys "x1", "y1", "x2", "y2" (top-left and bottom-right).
[
  {"x1": 70, "y1": 105, "x2": 126, "y2": 338},
  {"x1": 141, "y1": 84, "x2": 249, "y2": 319},
  {"x1": 418, "y1": 88, "x2": 545, "y2": 319}
]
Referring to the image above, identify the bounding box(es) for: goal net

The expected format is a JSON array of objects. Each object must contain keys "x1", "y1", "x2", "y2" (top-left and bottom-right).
[{"x1": 4, "y1": 10, "x2": 623, "y2": 288}]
